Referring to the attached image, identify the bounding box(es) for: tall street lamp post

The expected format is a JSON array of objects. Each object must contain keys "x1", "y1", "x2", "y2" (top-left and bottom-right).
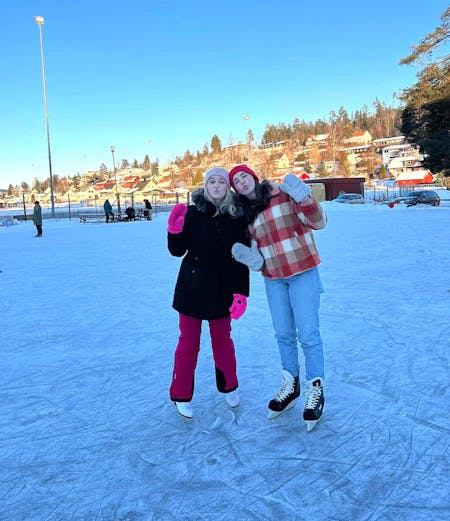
[
  {"x1": 110, "y1": 145, "x2": 121, "y2": 215},
  {"x1": 22, "y1": 190, "x2": 28, "y2": 221},
  {"x1": 34, "y1": 16, "x2": 55, "y2": 218},
  {"x1": 243, "y1": 115, "x2": 251, "y2": 160}
]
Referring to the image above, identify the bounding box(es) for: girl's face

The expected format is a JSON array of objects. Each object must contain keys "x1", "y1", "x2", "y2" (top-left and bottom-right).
[
  {"x1": 205, "y1": 175, "x2": 228, "y2": 203},
  {"x1": 232, "y1": 171, "x2": 256, "y2": 199}
]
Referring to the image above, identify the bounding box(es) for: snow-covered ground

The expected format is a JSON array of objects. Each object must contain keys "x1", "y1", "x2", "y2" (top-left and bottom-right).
[{"x1": 1, "y1": 203, "x2": 449, "y2": 521}]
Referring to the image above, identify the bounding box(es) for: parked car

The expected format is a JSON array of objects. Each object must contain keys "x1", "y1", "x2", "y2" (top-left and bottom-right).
[
  {"x1": 333, "y1": 193, "x2": 364, "y2": 204},
  {"x1": 392, "y1": 190, "x2": 440, "y2": 207}
]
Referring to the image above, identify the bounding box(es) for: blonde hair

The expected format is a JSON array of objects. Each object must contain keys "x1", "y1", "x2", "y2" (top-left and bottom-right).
[{"x1": 204, "y1": 186, "x2": 237, "y2": 217}]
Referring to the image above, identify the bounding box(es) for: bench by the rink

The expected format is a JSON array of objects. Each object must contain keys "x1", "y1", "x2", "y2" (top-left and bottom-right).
[{"x1": 79, "y1": 214, "x2": 105, "y2": 223}]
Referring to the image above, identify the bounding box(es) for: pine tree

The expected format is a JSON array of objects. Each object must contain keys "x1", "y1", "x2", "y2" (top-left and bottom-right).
[
  {"x1": 32, "y1": 178, "x2": 42, "y2": 192},
  {"x1": 142, "y1": 155, "x2": 151, "y2": 171},
  {"x1": 71, "y1": 175, "x2": 81, "y2": 191},
  {"x1": 400, "y1": 7, "x2": 450, "y2": 175},
  {"x1": 246, "y1": 129, "x2": 254, "y2": 146},
  {"x1": 151, "y1": 160, "x2": 159, "y2": 179},
  {"x1": 99, "y1": 163, "x2": 108, "y2": 176},
  {"x1": 182, "y1": 150, "x2": 193, "y2": 165},
  {"x1": 210, "y1": 135, "x2": 221, "y2": 154}
]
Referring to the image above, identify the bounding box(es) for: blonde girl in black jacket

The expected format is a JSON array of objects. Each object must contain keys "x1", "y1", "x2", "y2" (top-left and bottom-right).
[{"x1": 167, "y1": 168, "x2": 250, "y2": 419}]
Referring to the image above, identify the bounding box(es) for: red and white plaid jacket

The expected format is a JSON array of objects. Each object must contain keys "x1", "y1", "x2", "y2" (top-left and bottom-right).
[{"x1": 248, "y1": 185, "x2": 327, "y2": 280}]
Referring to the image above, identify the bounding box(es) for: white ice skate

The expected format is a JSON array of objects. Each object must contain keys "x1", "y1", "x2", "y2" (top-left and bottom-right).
[
  {"x1": 173, "y1": 401, "x2": 194, "y2": 419},
  {"x1": 225, "y1": 390, "x2": 240, "y2": 408}
]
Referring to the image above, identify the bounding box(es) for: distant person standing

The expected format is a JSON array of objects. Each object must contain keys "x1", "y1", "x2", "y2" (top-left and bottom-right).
[
  {"x1": 33, "y1": 201, "x2": 43, "y2": 237},
  {"x1": 143, "y1": 199, "x2": 152, "y2": 220},
  {"x1": 103, "y1": 199, "x2": 114, "y2": 223}
]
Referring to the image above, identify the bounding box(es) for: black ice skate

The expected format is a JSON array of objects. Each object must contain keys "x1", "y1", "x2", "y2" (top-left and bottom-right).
[
  {"x1": 267, "y1": 370, "x2": 300, "y2": 419},
  {"x1": 303, "y1": 377, "x2": 324, "y2": 431}
]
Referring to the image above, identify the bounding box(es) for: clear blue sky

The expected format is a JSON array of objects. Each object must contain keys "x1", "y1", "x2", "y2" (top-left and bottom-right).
[{"x1": 1, "y1": 0, "x2": 448, "y2": 187}]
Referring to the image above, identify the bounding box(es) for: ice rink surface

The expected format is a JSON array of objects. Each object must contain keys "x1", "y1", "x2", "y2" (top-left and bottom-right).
[{"x1": 1, "y1": 202, "x2": 449, "y2": 520}]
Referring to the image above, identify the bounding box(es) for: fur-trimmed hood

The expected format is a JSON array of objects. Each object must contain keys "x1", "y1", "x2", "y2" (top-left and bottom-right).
[
  {"x1": 191, "y1": 188, "x2": 210, "y2": 213},
  {"x1": 260, "y1": 179, "x2": 274, "y2": 199}
]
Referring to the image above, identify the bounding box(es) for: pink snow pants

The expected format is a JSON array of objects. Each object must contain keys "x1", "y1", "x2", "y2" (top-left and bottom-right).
[{"x1": 169, "y1": 313, "x2": 238, "y2": 402}]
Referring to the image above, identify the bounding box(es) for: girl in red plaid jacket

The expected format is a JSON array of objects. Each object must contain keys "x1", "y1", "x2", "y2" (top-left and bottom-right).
[{"x1": 230, "y1": 164, "x2": 327, "y2": 431}]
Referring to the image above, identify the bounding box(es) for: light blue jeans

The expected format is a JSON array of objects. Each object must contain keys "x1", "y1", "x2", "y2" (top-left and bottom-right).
[{"x1": 264, "y1": 267, "x2": 324, "y2": 381}]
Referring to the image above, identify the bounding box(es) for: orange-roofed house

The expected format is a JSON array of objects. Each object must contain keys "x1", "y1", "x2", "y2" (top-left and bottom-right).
[{"x1": 345, "y1": 131, "x2": 372, "y2": 146}]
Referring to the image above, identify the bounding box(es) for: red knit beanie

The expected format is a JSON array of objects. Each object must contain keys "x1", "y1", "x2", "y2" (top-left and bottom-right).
[{"x1": 229, "y1": 164, "x2": 259, "y2": 189}]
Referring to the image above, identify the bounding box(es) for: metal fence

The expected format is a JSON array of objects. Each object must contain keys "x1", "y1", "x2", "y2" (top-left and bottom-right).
[
  {"x1": 1, "y1": 203, "x2": 175, "y2": 222},
  {"x1": 364, "y1": 184, "x2": 448, "y2": 203},
  {"x1": 1, "y1": 190, "x2": 192, "y2": 221}
]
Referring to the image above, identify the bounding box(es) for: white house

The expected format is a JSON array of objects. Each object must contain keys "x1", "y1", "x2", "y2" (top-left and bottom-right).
[{"x1": 304, "y1": 134, "x2": 329, "y2": 147}]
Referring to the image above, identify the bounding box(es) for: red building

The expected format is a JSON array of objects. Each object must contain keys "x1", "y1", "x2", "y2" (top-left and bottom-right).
[
  {"x1": 306, "y1": 177, "x2": 366, "y2": 201},
  {"x1": 395, "y1": 170, "x2": 434, "y2": 186}
]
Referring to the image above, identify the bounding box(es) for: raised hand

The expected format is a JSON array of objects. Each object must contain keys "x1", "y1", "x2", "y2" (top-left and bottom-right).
[
  {"x1": 280, "y1": 173, "x2": 311, "y2": 203},
  {"x1": 168, "y1": 204, "x2": 188, "y2": 234}
]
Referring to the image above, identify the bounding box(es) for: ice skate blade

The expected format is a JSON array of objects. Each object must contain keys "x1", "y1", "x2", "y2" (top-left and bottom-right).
[
  {"x1": 267, "y1": 399, "x2": 297, "y2": 419},
  {"x1": 305, "y1": 416, "x2": 322, "y2": 431},
  {"x1": 177, "y1": 413, "x2": 193, "y2": 421},
  {"x1": 175, "y1": 411, "x2": 193, "y2": 421}
]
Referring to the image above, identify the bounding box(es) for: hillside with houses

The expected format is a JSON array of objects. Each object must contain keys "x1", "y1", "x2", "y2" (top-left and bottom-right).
[{"x1": 1, "y1": 128, "x2": 441, "y2": 209}]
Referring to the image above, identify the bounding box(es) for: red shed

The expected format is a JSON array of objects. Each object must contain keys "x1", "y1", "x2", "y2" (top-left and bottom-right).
[{"x1": 305, "y1": 177, "x2": 366, "y2": 201}]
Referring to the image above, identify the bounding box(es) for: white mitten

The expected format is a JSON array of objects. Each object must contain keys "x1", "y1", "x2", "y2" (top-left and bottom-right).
[
  {"x1": 232, "y1": 240, "x2": 264, "y2": 271},
  {"x1": 280, "y1": 173, "x2": 311, "y2": 202}
]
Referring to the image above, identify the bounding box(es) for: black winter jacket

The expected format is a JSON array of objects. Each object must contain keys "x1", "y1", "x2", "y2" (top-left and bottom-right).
[{"x1": 168, "y1": 190, "x2": 250, "y2": 320}]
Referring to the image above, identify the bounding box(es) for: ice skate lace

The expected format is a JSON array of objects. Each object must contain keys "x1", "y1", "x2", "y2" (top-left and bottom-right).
[
  {"x1": 274, "y1": 379, "x2": 294, "y2": 401},
  {"x1": 304, "y1": 384, "x2": 322, "y2": 409}
]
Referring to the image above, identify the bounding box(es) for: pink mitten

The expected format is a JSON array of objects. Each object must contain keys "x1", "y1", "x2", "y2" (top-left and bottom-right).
[
  {"x1": 229, "y1": 294, "x2": 247, "y2": 320},
  {"x1": 168, "y1": 204, "x2": 188, "y2": 234}
]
